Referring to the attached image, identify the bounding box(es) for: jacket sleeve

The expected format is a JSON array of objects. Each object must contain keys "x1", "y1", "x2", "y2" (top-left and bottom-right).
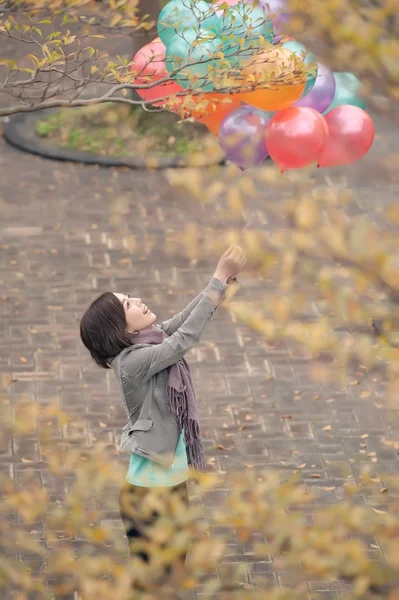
[
  {"x1": 121, "y1": 278, "x2": 227, "y2": 383},
  {"x1": 159, "y1": 278, "x2": 224, "y2": 336}
]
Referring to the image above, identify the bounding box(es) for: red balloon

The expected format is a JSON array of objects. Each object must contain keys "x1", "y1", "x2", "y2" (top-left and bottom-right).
[
  {"x1": 265, "y1": 107, "x2": 328, "y2": 171},
  {"x1": 131, "y1": 38, "x2": 184, "y2": 109},
  {"x1": 318, "y1": 105, "x2": 374, "y2": 167}
]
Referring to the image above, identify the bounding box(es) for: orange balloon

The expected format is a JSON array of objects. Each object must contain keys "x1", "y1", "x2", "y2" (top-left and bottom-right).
[
  {"x1": 241, "y1": 84, "x2": 305, "y2": 111},
  {"x1": 199, "y1": 115, "x2": 222, "y2": 135},
  {"x1": 189, "y1": 92, "x2": 243, "y2": 120},
  {"x1": 186, "y1": 92, "x2": 245, "y2": 134},
  {"x1": 238, "y1": 47, "x2": 306, "y2": 111}
]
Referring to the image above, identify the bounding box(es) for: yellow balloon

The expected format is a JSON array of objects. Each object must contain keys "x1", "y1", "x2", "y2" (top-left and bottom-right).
[{"x1": 238, "y1": 47, "x2": 306, "y2": 111}]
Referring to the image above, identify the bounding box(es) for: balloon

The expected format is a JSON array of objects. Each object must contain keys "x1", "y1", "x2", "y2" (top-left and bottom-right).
[
  {"x1": 258, "y1": 0, "x2": 291, "y2": 37},
  {"x1": 283, "y1": 40, "x2": 317, "y2": 98},
  {"x1": 222, "y1": 3, "x2": 274, "y2": 42},
  {"x1": 243, "y1": 83, "x2": 304, "y2": 111},
  {"x1": 199, "y1": 96, "x2": 261, "y2": 135},
  {"x1": 318, "y1": 105, "x2": 374, "y2": 167},
  {"x1": 191, "y1": 92, "x2": 244, "y2": 133},
  {"x1": 131, "y1": 38, "x2": 184, "y2": 108},
  {"x1": 158, "y1": 0, "x2": 221, "y2": 47},
  {"x1": 200, "y1": 111, "x2": 235, "y2": 135},
  {"x1": 295, "y1": 62, "x2": 335, "y2": 113},
  {"x1": 222, "y1": 2, "x2": 274, "y2": 63},
  {"x1": 213, "y1": 0, "x2": 239, "y2": 18},
  {"x1": 266, "y1": 106, "x2": 328, "y2": 170},
  {"x1": 239, "y1": 47, "x2": 306, "y2": 110},
  {"x1": 166, "y1": 30, "x2": 226, "y2": 92},
  {"x1": 218, "y1": 105, "x2": 271, "y2": 169},
  {"x1": 200, "y1": 114, "x2": 224, "y2": 135},
  {"x1": 323, "y1": 72, "x2": 366, "y2": 114}
]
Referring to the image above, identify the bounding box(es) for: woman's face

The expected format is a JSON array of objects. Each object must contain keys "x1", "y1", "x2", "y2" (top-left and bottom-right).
[{"x1": 113, "y1": 293, "x2": 157, "y2": 333}]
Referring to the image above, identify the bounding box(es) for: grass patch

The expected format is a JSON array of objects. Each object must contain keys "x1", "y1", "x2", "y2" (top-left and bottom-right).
[{"x1": 35, "y1": 103, "x2": 224, "y2": 163}]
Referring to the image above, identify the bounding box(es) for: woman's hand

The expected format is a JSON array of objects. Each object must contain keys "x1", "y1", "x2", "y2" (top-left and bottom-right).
[
  {"x1": 226, "y1": 275, "x2": 238, "y2": 284},
  {"x1": 214, "y1": 245, "x2": 247, "y2": 283}
]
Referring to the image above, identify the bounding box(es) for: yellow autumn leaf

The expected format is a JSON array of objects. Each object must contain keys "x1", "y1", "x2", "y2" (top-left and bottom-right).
[{"x1": 295, "y1": 197, "x2": 319, "y2": 229}]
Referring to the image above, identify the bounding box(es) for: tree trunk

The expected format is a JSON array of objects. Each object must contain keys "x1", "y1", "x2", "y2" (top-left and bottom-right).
[
  {"x1": 131, "y1": 0, "x2": 162, "y2": 58},
  {"x1": 130, "y1": 0, "x2": 162, "y2": 106}
]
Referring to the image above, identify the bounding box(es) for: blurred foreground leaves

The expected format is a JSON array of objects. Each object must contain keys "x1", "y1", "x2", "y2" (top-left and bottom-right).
[
  {"x1": 3, "y1": 385, "x2": 399, "y2": 599},
  {"x1": 160, "y1": 165, "x2": 399, "y2": 387}
]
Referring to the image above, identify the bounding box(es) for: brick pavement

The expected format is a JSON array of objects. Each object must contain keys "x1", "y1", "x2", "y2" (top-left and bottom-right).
[
  {"x1": 1, "y1": 31, "x2": 399, "y2": 600},
  {"x1": 1, "y1": 132, "x2": 399, "y2": 598}
]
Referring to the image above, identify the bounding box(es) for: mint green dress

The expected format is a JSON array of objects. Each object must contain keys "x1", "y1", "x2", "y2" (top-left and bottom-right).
[{"x1": 126, "y1": 430, "x2": 189, "y2": 487}]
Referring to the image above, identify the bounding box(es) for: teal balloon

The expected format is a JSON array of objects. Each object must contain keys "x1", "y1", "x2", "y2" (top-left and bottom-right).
[
  {"x1": 166, "y1": 30, "x2": 226, "y2": 91},
  {"x1": 282, "y1": 40, "x2": 317, "y2": 98},
  {"x1": 323, "y1": 72, "x2": 366, "y2": 114},
  {"x1": 157, "y1": 0, "x2": 221, "y2": 47},
  {"x1": 222, "y1": 2, "x2": 274, "y2": 65}
]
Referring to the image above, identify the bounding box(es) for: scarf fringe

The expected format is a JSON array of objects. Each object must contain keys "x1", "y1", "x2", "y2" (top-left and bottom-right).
[{"x1": 167, "y1": 385, "x2": 205, "y2": 472}]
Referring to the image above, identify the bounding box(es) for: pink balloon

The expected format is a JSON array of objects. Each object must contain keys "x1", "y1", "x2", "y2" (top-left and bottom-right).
[
  {"x1": 318, "y1": 105, "x2": 374, "y2": 167},
  {"x1": 213, "y1": 0, "x2": 239, "y2": 17},
  {"x1": 131, "y1": 38, "x2": 184, "y2": 106},
  {"x1": 266, "y1": 107, "x2": 328, "y2": 171}
]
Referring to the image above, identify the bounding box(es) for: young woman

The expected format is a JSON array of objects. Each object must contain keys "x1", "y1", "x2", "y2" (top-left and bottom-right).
[{"x1": 79, "y1": 245, "x2": 246, "y2": 570}]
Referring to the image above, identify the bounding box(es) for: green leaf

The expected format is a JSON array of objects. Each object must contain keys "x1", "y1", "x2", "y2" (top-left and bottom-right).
[
  {"x1": 49, "y1": 51, "x2": 61, "y2": 62},
  {"x1": 47, "y1": 31, "x2": 61, "y2": 40},
  {"x1": 42, "y1": 44, "x2": 51, "y2": 58}
]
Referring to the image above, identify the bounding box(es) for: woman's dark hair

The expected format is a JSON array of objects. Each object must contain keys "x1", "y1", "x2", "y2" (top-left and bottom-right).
[{"x1": 80, "y1": 292, "x2": 132, "y2": 369}]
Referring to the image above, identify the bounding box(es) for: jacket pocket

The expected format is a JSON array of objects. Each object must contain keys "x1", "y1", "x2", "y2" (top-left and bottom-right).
[{"x1": 129, "y1": 419, "x2": 153, "y2": 433}]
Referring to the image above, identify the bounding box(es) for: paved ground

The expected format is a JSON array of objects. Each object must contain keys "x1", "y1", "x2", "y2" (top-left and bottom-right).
[
  {"x1": 1, "y1": 129, "x2": 399, "y2": 598},
  {"x1": 1, "y1": 26, "x2": 399, "y2": 600}
]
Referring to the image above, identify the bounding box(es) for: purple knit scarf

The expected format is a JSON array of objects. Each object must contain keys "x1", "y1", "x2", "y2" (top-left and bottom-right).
[{"x1": 130, "y1": 326, "x2": 205, "y2": 472}]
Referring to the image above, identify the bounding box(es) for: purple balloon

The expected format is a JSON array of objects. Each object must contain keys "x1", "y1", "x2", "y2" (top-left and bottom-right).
[
  {"x1": 219, "y1": 105, "x2": 270, "y2": 170},
  {"x1": 295, "y1": 62, "x2": 336, "y2": 114},
  {"x1": 258, "y1": 0, "x2": 290, "y2": 37}
]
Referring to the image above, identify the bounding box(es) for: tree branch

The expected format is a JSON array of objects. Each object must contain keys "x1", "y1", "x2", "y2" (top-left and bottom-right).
[{"x1": 0, "y1": 95, "x2": 146, "y2": 116}]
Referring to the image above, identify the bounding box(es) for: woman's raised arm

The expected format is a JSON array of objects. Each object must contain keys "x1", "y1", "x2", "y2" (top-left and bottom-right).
[
  {"x1": 159, "y1": 245, "x2": 246, "y2": 336},
  {"x1": 159, "y1": 278, "x2": 227, "y2": 336},
  {"x1": 121, "y1": 278, "x2": 227, "y2": 382}
]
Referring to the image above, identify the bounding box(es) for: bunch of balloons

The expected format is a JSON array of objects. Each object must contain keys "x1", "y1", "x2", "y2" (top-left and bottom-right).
[{"x1": 130, "y1": 0, "x2": 374, "y2": 170}]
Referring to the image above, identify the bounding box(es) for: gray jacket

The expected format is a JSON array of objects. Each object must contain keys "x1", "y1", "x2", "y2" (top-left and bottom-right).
[{"x1": 110, "y1": 277, "x2": 228, "y2": 467}]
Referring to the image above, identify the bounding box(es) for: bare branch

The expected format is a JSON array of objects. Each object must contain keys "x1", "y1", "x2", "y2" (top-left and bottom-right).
[{"x1": 0, "y1": 94, "x2": 149, "y2": 117}]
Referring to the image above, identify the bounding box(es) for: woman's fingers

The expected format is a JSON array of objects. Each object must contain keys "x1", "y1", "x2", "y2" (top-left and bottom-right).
[
  {"x1": 233, "y1": 246, "x2": 246, "y2": 265},
  {"x1": 223, "y1": 244, "x2": 234, "y2": 258},
  {"x1": 221, "y1": 245, "x2": 247, "y2": 277},
  {"x1": 237, "y1": 251, "x2": 246, "y2": 272}
]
